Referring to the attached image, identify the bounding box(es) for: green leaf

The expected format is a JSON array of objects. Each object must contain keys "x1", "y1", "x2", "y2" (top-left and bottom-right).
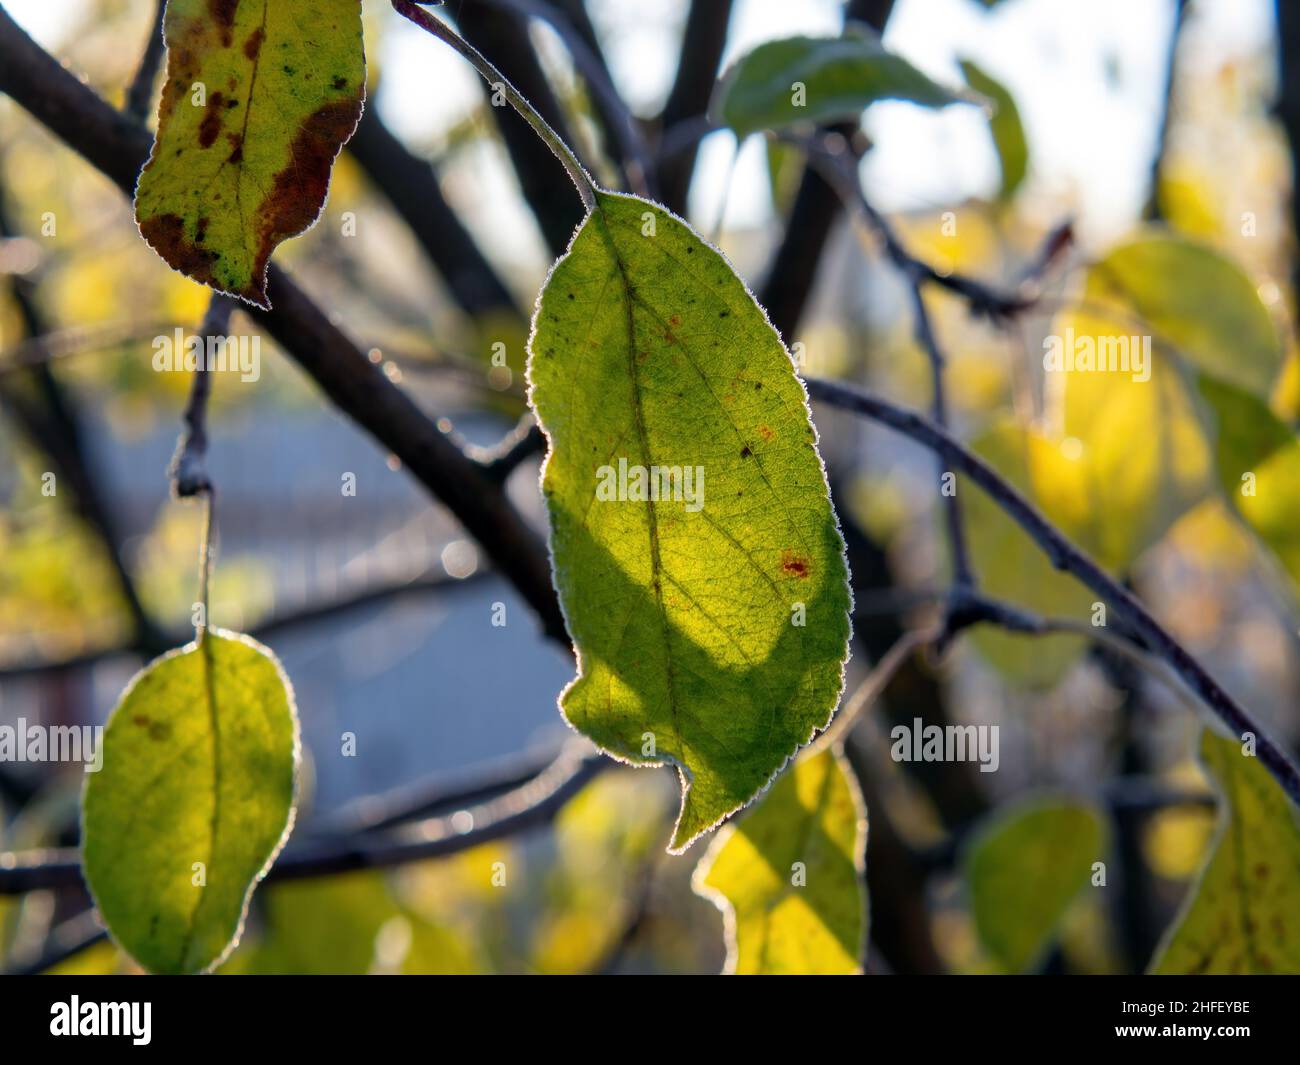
[
  {"x1": 712, "y1": 28, "x2": 973, "y2": 139},
  {"x1": 134, "y1": 0, "x2": 365, "y2": 308},
  {"x1": 958, "y1": 60, "x2": 1026, "y2": 202},
  {"x1": 1194, "y1": 374, "x2": 1294, "y2": 498},
  {"x1": 1236, "y1": 437, "x2": 1300, "y2": 590},
  {"x1": 82, "y1": 630, "x2": 299, "y2": 974},
  {"x1": 1151, "y1": 730, "x2": 1300, "y2": 974},
  {"x1": 528, "y1": 190, "x2": 852, "y2": 852},
  {"x1": 692, "y1": 747, "x2": 866, "y2": 974},
  {"x1": 1092, "y1": 235, "x2": 1283, "y2": 399},
  {"x1": 964, "y1": 799, "x2": 1105, "y2": 972}
]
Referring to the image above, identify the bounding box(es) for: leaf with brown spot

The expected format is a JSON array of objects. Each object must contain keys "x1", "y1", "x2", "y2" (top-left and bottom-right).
[
  {"x1": 134, "y1": 0, "x2": 365, "y2": 308},
  {"x1": 528, "y1": 191, "x2": 852, "y2": 852}
]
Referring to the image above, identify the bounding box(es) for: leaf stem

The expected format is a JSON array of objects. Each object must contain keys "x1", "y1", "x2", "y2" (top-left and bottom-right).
[{"x1": 391, "y1": 0, "x2": 597, "y2": 211}]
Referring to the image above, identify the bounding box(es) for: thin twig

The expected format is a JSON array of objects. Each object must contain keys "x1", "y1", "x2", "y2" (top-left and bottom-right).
[
  {"x1": 804, "y1": 374, "x2": 1300, "y2": 808},
  {"x1": 477, "y1": 0, "x2": 656, "y2": 197},
  {"x1": 394, "y1": 0, "x2": 596, "y2": 210},
  {"x1": 169, "y1": 295, "x2": 232, "y2": 499}
]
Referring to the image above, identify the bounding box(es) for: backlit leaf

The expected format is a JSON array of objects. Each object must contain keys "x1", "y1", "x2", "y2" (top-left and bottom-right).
[
  {"x1": 1193, "y1": 374, "x2": 1293, "y2": 497},
  {"x1": 528, "y1": 190, "x2": 852, "y2": 852},
  {"x1": 1150, "y1": 730, "x2": 1300, "y2": 974},
  {"x1": 964, "y1": 799, "x2": 1106, "y2": 973},
  {"x1": 134, "y1": 0, "x2": 365, "y2": 308},
  {"x1": 1091, "y1": 235, "x2": 1283, "y2": 399},
  {"x1": 82, "y1": 630, "x2": 299, "y2": 974},
  {"x1": 1051, "y1": 297, "x2": 1211, "y2": 569},
  {"x1": 958, "y1": 59, "x2": 1027, "y2": 202},
  {"x1": 713, "y1": 27, "x2": 972, "y2": 140},
  {"x1": 692, "y1": 747, "x2": 866, "y2": 974}
]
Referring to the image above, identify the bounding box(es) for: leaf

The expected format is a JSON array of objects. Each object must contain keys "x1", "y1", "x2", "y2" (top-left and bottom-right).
[
  {"x1": 963, "y1": 799, "x2": 1106, "y2": 972},
  {"x1": 692, "y1": 747, "x2": 866, "y2": 974},
  {"x1": 134, "y1": 0, "x2": 365, "y2": 308},
  {"x1": 1091, "y1": 235, "x2": 1283, "y2": 399},
  {"x1": 1235, "y1": 438, "x2": 1300, "y2": 590},
  {"x1": 1052, "y1": 297, "x2": 1212, "y2": 569},
  {"x1": 1193, "y1": 374, "x2": 1294, "y2": 498},
  {"x1": 528, "y1": 190, "x2": 852, "y2": 852},
  {"x1": 1150, "y1": 730, "x2": 1300, "y2": 973},
  {"x1": 958, "y1": 59, "x2": 1026, "y2": 202},
  {"x1": 712, "y1": 27, "x2": 973, "y2": 140},
  {"x1": 82, "y1": 629, "x2": 299, "y2": 974}
]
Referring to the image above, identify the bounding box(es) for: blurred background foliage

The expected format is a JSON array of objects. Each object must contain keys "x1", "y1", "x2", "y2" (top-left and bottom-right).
[{"x1": 1, "y1": 0, "x2": 1299, "y2": 974}]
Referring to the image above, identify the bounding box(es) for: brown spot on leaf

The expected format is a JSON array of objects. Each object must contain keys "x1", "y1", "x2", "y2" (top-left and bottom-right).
[
  {"x1": 757, "y1": 424, "x2": 775, "y2": 441},
  {"x1": 669, "y1": 314, "x2": 681, "y2": 327},
  {"x1": 198, "y1": 91, "x2": 226, "y2": 148},
  {"x1": 132, "y1": 714, "x2": 150, "y2": 728},
  {"x1": 243, "y1": 27, "x2": 265, "y2": 62},
  {"x1": 226, "y1": 133, "x2": 244, "y2": 164},
  {"x1": 740, "y1": 446, "x2": 752, "y2": 458},
  {"x1": 780, "y1": 550, "x2": 811, "y2": 579},
  {"x1": 209, "y1": 0, "x2": 238, "y2": 46},
  {"x1": 139, "y1": 212, "x2": 220, "y2": 289},
  {"x1": 247, "y1": 93, "x2": 364, "y2": 305}
]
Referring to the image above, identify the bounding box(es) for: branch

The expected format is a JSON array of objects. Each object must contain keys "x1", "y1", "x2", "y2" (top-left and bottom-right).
[
  {"x1": 0, "y1": 180, "x2": 164, "y2": 651},
  {"x1": 122, "y1": 0, "x2": 166, "y2": 121},
  {"x1": 0, "y1": 5, "x2": 568, "y2": 645},
  {"x1": 345, "y1": 105, "x2": 522, "y2": 320},
  {"x1": 479, "y1": 0, "x2": 655, "y2": 197},
  {"x1": 0, "y1": 746, "x2": 608, "y2": 894},
  {"x1": 0, "y1": 563, "x2": 488, "y2": 682},
  {"x1": 804, "y1": 374, "x2": 1300, "y2": 808},
  {"x1": 445, "y1": 0, "x2": 589, "y2": 253},
  {"x1": 655, "y1": 0, "x2": 736, "y2": 213}
]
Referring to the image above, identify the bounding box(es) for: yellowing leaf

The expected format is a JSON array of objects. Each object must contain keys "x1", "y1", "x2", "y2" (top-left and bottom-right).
[
  {"x1": 692, "y1": 747, "x2": 866, "y2": 975},
  {"x1": 713, "y1": 27, "x2": 972, "y2": 140},
  {"x1": 528, "y1": 191, "x2": 852, "y2": 852},
  {"x1": 1092, "y1": 235, "x2": 1283, "y2": 400},
  {"x1": 82, "y1": 630, "x2": 299, "y2": 974},
  {"x1": 964, "y1": 799, "x2": 1106, "y2": 973},
  {"x1": 135, "y1": 0, "x2": 365, "y2": 308},
  {"x1": 1151, "y1": 730, "x2": 1300, "y2": 974}
]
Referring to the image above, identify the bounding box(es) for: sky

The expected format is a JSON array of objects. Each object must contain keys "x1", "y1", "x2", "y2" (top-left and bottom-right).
[{"x1": 4, "y1": 0, "x2": 1278, "y2": 252}]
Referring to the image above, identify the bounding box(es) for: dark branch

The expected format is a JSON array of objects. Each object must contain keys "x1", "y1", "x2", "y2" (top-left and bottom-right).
[
  {"x1": 452, "y1": 0, "x2": 588, "y2": 254},
  {"x1": 122, "y1": 0, "x2": 166, "y2": 122},
  {"x1": 804, "y1": 374, "x2": 1300, "y2": 808},
  {"x1": 346, "y1": 106, "x2": 522, "y2": 319},
  {"x1": 0, "y1": 748, "x2": 608, "y2": 894},
  {"x1": 655, "y1": 0, "x2": 736, "y2": 213}
]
